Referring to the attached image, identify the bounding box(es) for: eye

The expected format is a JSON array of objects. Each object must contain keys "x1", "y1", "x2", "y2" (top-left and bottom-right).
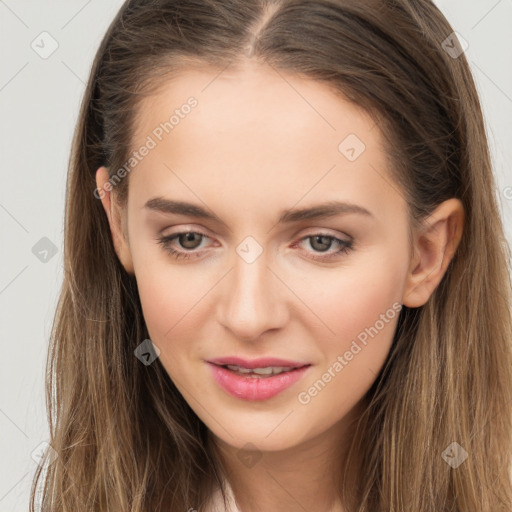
[
  {"x1": 156, "y1": 231, "x2": 211, "y2": 260},
  {"x1": 292, "y1": 233, "x2": 354, "y2": 261},
  {"x1": 156, "y1": 230, "x2": 354, "y2": 261}
]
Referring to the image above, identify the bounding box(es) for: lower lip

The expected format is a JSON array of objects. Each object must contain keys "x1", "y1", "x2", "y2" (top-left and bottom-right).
[{"x1": 207, "y1": 362, "x2": 310, "y2": 401}]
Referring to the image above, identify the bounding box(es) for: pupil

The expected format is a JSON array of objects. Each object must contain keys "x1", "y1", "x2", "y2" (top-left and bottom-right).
[
  {"x1": 181, "y1": 232, "x2": 201, "y2": 249},
  {"x1": 312, "y1": 235, "x2": 330, "y2": 252}
]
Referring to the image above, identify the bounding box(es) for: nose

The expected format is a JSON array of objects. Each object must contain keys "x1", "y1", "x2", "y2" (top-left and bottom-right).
[{"x1": 217, "y1": 248, "x2": 289, "y2": 342}]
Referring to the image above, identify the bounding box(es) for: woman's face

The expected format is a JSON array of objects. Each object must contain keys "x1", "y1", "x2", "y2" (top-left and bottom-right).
[{"x1": 101, "y1": 62, "x2": 415, "y2": 451}]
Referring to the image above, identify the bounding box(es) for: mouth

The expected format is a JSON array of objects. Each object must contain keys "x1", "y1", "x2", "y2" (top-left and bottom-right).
[
  {"x1": 206, "y1": 357, "x2": 312, "y2": 401},
  {"x1": 211, "y1": 362, "x2": 309, "y2": 378},
  {"x1": 207, "y1": 356, "x2": 310, "y2": 373}
]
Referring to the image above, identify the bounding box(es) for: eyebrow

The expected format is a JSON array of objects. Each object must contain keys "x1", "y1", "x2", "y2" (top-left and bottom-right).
[{"x1": 143, "y1": 197, "x2": 373, "y2": 226}]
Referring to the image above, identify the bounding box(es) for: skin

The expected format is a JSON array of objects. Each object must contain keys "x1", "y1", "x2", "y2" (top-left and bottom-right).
[{"x1": 96, "y1": 61, "x2": 464, "y2": 512}]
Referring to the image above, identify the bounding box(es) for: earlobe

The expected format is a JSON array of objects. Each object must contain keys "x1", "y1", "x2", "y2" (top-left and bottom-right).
[
  {"x1": 402, "y1": 198, "x2": 464, "y2": 308},
  {"x1": 95, "y1": 166, "x2": 135, "y2": 275}
]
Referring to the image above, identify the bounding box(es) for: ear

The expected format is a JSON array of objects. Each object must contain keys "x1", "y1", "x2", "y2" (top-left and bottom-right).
[
  {"x1": 402, "y1": 198, "x2": 464, "y2": 308},
  {"x1": 95, "y1": 166, "x2": 135, "y2": 275}
]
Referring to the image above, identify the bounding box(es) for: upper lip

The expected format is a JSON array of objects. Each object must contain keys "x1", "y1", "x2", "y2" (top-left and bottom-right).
[{"x1": 207, "y1": 356, "x2": 310, "y2": 369}]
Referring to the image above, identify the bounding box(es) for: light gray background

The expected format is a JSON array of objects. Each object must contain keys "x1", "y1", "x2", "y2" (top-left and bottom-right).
[{"x1": 1, "y1": 1, "x2": 511, "y2": 510}]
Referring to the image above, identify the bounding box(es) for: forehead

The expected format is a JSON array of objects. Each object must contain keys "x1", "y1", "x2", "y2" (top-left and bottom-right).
[
  {"x1": 131, "y1": 61, "x2": 378, "y2": 154},
  {"x1": 127, "y1": 62, "x2": 399, "y2": 222}
]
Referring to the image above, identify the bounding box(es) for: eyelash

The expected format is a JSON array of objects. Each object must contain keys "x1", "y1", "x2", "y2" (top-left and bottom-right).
[{"x1": 156, "y1": 230, "x2": 354, "y2": 261}]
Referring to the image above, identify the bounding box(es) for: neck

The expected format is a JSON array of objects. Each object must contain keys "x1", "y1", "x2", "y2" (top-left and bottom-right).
[{"x1": 209, "y1": 400, "x2": 366, "y2": 512}]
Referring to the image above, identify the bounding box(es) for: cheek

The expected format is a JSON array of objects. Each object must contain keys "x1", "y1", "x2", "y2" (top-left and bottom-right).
[
  {"x1": 293, "y1": 245, "x2": 406, "y2": 341},
  {"x1": 136, "y1": 268, "x2": 199, "y2": 334},
  {"x1": 133, "y1": 257, "x2": 217, "y2": 371},
  {"x1": 293, "y1": 251, "x2": 406, "y2": 418}
]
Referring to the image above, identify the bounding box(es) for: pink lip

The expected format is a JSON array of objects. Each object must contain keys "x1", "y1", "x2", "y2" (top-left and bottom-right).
[
  {"x1": 207, "y1": 356, "x2": 309, "y2": 369},
  {"x1": 207, "y1": 361, "x2": 311, "y2": 401}
]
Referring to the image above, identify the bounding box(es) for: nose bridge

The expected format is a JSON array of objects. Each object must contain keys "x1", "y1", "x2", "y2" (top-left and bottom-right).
[{"x1": 218, "y1": 238, "x2": 286, "y2": 340}]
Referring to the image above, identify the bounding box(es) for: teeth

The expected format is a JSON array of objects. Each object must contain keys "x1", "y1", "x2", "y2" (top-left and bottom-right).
[{"x1": 225, "y1": 364, "x2": 296, "y2": 376}]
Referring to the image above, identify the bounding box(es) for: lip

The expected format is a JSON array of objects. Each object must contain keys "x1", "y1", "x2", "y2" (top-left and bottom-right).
[
  {"x1": 207, "y1": 356, "x2": 309, "y2": 369},
  {"x1": 207, "y1": 361, "x2": 311, "y2": 401}
]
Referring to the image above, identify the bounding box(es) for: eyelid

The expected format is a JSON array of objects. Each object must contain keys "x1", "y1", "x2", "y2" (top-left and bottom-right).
[
  {"x1": 157, "y1": 226, "x2": 354, "y2": 263},
  {"x1": 160, "y1": 224, "x2": 214, "y2": 236},
  {"x1": 160, "y1": 225, "x2": 352, "y2": 241},
  {"x1": 297, "y1": 227, "x2": 352, "y2": 240}
]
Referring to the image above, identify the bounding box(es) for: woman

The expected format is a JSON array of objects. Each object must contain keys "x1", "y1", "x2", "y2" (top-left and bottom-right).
[{"x1": 30, "y1": 0, "x2": 512, "y2": 510}]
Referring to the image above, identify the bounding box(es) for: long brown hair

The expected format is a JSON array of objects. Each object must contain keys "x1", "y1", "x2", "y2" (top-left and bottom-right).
[{"x1": 30, "y1": 0, "x2": 512, "y2": 510}]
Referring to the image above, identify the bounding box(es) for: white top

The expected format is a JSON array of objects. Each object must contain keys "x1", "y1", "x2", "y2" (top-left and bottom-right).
[{"x1": 203, "y1": 479, "x2": 241, "y2": 512}]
